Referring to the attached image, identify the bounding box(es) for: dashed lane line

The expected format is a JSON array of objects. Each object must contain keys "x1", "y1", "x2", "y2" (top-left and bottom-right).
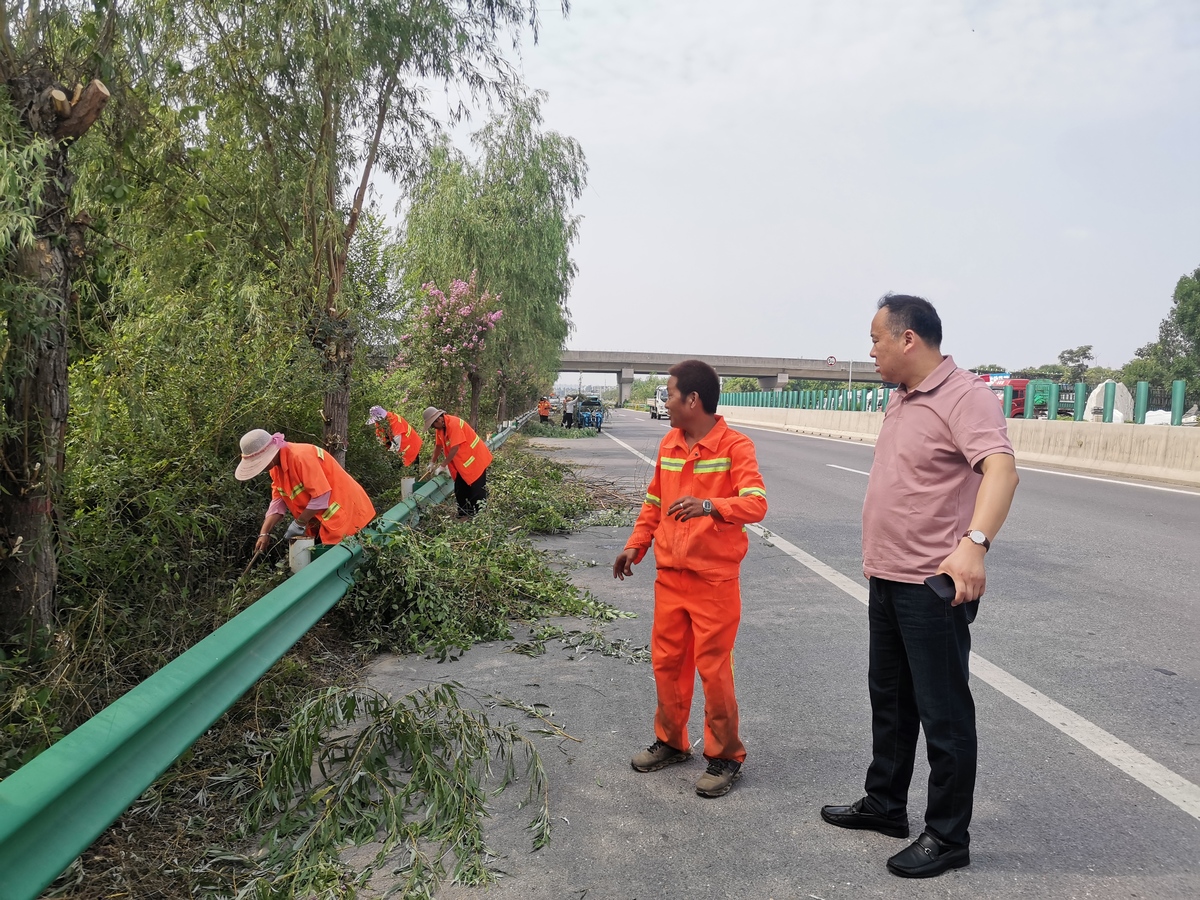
[
  {"x1": 826, "y1": 464, "x2": 871, "y2": 476},
  {"x1": 603, "y1": 429, "x2": 1200, "y2": 822}
]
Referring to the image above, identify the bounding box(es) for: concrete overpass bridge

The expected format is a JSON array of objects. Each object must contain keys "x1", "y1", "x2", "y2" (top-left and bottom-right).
[{"x1": 558, "y1": 350, "x2": 882, "y2": 404}]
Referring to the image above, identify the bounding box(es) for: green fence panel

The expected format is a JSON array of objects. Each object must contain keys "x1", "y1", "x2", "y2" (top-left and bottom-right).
[
  {"x1": 1074, "y1": 382, "x2": 1088, "y2": 421},
  {"x1": 1103, "y1": 382, "x2": 1116, "y2": 423},
  {"x1": 1172, "y1": 380, "x2": 1187, "y2": 426},
  {"x1": 1048, "y1": 384, "x2": 1060, "y2": 421},
  {"x1": 1003, "y1": 386, "x2": 1014, "y2": 418},
  {"x1": 0, "y1": 414, "x2": 531, "y2": 900}
]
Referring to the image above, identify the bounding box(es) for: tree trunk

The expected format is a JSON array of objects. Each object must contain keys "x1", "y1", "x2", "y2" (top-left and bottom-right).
[
  {"x1": 496, "y1": 382, "x2": 508, "y2": 423},
  {"x1": 316, "y1": 311, "x2": 356, "y2": 467},
  {"x1": 468, "y1": 371, "x2": 482, "y2": 430},
  {"x1": 0, "y1": 70, "x2": 103, "y2": 641}
]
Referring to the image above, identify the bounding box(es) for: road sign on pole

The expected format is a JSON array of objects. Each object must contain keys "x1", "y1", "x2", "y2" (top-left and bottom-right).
[{"x1": 826, "y1": 356, "x2": 836, "y2": 367}]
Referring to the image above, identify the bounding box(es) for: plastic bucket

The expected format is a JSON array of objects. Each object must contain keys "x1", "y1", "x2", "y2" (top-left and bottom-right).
[{"x1": 288, "y1": 537, "x2": 315, "y2": 573}]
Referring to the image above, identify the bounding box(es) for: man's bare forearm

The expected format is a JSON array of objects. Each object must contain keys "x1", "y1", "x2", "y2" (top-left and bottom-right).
[{"x1": 967, "y1": 453, "x2": 1019, "y2": 542}]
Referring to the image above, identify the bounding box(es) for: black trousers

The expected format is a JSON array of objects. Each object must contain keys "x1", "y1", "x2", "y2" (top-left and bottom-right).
[
  {"x1": 864, "y1": 576, "x2": 976, "y2": 847},
  {"x1": 453, "y1": 469, "x2": 488, "y2": 517}
]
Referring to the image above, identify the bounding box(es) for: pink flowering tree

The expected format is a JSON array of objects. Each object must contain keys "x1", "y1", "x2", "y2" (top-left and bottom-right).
[{"x1": 396, "y1": 272, "x2": 502, "y2": 427}]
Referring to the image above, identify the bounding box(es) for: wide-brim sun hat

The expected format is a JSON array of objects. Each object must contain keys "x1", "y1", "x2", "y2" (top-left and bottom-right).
[
  {"x1": 367, "y1": 405, "x2": 387, "y2": 424},
  {"x1": 422, "y1": 406, "x2": 446, "y2": 429},
  {"x1": 235, "y1": 429, "x2": 282, "y2": 481}
]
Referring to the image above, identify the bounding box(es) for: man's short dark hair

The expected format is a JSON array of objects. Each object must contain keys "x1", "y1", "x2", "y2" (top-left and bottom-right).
[
  {"x1": 669, "y1": 359, "x2": 720, "y2": 414},
  {"x1": 878, "y1": 294, "x2": 942, "y2": 347}
]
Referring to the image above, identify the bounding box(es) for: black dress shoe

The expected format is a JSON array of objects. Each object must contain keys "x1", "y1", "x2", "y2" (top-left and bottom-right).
[
  {"x1": 886, "y1": 831, "x2": 970, "y2": 878},
  {"x1": 820, "y1": 798, "x2": 909, "y2": 838}
]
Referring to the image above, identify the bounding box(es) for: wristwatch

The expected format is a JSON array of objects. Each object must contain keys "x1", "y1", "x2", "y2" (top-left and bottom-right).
[
  {"x1": 702, "y1": 499, "x2": 713, "y2": 516},
  {"x1": 964, "y1": 529, "x2": 991, "y2": 551}
]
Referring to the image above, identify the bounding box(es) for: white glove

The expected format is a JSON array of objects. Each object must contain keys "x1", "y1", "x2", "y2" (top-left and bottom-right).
[
  {"x1": 284, "y1": 520, "x2": 306, "y2": 540},
  {"x1": 389, "y1": 436, "x2": 402, "y2": 452},
  {"x1": 434, "y1": 465, "x2": 449, "y2": 477}
]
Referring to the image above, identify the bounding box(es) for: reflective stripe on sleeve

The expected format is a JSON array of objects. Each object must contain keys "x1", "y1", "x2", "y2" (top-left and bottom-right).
[
  {"x1": 316, "y1": 447, "x2": 325, "y2": 460},
  {"x1": 288, "y1": 483, "x2": 305, "y2": 499},
  {"x1": 738, "y1": 487, "x2": 767, "y2": 498},
  {"x1": 321, "y1": 502, "x2": 341, "y2": 521},
  {"x1": 470, "y1": 435, "x2": 480, "y2": 448},
  {"x1": 645, "y1": 492, "x2": 662, "y2": 507}
]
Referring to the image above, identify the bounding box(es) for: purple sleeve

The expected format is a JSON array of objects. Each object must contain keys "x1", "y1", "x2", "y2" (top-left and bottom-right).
[
  {"x1": 950, "y1": 383, "x2": 1014, "y2": 471},
  {"x1": 267, "y1": 498, "x2": 288, "y2": 517},
  {"x1": 305, "y1": 490, "x2": 331, "y2": 510}
]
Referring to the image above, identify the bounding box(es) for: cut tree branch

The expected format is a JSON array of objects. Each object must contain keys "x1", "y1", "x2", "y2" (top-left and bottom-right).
[{"x1": 54, "y1": 79, "x2": 110, "y2": 140}]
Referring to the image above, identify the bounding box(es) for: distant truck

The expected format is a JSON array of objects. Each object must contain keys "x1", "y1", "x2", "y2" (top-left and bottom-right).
[
  {"x1": 648, "y1": 385, "x2": 669, "y2": 419},
  {"x1": 977, "y1": 375, "x2": 1076, "y2": 418}
]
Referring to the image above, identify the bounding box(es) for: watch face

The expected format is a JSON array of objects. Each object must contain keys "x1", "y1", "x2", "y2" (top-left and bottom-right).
[
  {"x1": 969, "y1": 530, "x2": 987, "y2": 544},
  {"x1": 703, "y1": 500, "x2": 713, "y2": 513}
]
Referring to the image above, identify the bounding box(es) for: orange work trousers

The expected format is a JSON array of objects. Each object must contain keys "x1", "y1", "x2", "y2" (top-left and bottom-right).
[{"x1": 651, "y1": 567, "x2": 746, "y2": 763}]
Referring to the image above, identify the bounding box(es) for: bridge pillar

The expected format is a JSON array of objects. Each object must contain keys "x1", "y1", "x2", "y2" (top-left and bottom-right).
[
  {"x1": 617, "y1": 367, "x2": 635, "y2": 405},
  {"x1": 758, "y1": 372, "x2": 788, "y2": 393}
]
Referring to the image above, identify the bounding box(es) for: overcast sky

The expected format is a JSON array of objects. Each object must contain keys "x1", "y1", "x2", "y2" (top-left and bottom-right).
[{"x1": 474, "y1": 0, "x2": 1198, "y2": 373}]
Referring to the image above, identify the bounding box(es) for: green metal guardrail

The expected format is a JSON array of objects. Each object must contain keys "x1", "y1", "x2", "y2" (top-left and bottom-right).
[{"x1": 0, "y1": 411, "x2": 535, "y2": 900}]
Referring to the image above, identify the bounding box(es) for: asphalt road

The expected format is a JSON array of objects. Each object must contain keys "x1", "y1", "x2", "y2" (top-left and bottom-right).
[{"x1": 366, "y1": 409, "x2": 1199, "y2": 900}]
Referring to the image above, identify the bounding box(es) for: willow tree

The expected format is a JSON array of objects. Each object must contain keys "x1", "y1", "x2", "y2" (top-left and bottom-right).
[
  {"x1": 400, "y1": 93, "x2": 586, "y2": 420},
  {"x1": 0, "y1": 1, "x2": 115, "y2": 638},
  {"x1": 165, "y1": 0, "x2": 560, "y2": 464}
]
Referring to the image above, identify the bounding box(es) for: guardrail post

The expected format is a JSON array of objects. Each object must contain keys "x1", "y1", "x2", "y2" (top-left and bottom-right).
[
  {"x1": 1103, "y1": 381, "x2": 1116, "y2": 423},
  {"x1": 1171, "y1": 380, "x2": 1186, "y2": 426},
  {"x1": 1048, "y1": 383, "x2": 1060, "y2": 421},
  {"x1": 1023, "y1": 387, "x2": 1036, "y2": 419},
  {"x1": 1074, "y1": 382, "x2": 1087, "y2": 421},
  {"x1": 881, "y1": 387, "x2": 890, "y2": 410},
  {"x1": 1134, "y1": 381, "x2": 1149, "y2": 424},
  {"x1": 1002, "y1": 385, "x2": 1014, "y2": 418}
]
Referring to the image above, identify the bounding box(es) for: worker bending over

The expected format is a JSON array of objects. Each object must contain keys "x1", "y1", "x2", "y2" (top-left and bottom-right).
[
  {"x1": 236, "y1": 429, "x2": 376, "y2": 553},
  {"x1": 367, "y1": 405, "x2": 423, "y2": 466},
  {"x1": 423, "y1": 407, "x2": 493, "y2": 517}
]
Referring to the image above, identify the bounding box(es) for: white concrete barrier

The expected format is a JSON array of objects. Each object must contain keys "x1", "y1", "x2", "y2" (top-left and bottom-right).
[{"x1": 718, "y1": 406, "x2": 1200, "y2": 487}]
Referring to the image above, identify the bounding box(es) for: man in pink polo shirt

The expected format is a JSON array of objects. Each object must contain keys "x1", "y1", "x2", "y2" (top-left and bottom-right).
[{"x1": 821, "y1": 294, "x2": 1020, "y2": 878}]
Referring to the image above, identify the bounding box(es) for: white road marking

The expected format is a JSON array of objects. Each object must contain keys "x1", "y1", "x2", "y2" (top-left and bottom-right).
[
  {"x1": 731, "y1": 421, "x2": 1200, "y2": 496},
  {"x1": 604, "y1": 432, "x2": 655, "y2": 465},
  {"x1": 1014, "y1": 466, "x2": 1200, "y2": 497},
  {"x1": 745, "y1": 526, "x2": 1200, "y2": 822},
  {"x1": 826, "y1": 464, "x2": 871, "y2": 476},
  {"x1": 604, "y1": 429, "x2": 1200, "y2": 822}
]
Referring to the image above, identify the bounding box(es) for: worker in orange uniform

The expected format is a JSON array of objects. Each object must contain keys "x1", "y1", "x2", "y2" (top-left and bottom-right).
[
  {"x1": 423, "y1": 406, "x2": 493, "y2": 517},
  {"x1": 538, "y1": 397, "x2": 552, "y2": 423},
  {"x1": 236, "y1": 429, "x2": 376, "y2": 553},
  {"x1": 367, "y1": 405, "x2": 423, "y2": 466},
  {"x1": 613, "y1": 359, "x2": 767, "y2": 798}
]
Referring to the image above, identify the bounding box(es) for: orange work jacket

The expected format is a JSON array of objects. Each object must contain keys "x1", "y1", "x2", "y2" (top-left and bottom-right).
[
  {"x1": 625, "y1": 416, "x2": 767, "y2": 582},
  {"x1": 375, "y1": 411, "x2": 423, "y2": 466},
  {"x1": 435, "y1": 414, "x2": 492, "y2": 485},
  {"x1": 269, "y1": 443, "x2": 376, "y2": 544},
  {"x1": 538, "y1": 400, "x2": 551, "y2": 417}
]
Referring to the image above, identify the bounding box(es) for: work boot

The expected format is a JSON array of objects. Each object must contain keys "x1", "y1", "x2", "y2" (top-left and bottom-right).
[
  {"x1": 695, "y1": 757, "x2": 742, "y2": 797},
  {"x1": 630, "y1": 739, "x2": 691, "y2": 772}
]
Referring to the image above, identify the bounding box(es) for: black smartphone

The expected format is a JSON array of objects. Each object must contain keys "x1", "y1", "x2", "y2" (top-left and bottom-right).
[
  {"x1": 924, "y1": 573, "x2": 980, "y2": 623},
  {"x1": 924, "y1": 573, "x2": 956, "y2": 600}
]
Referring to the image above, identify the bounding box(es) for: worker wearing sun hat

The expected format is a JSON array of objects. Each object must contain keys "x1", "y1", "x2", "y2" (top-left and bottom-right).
[
  {"x1": 367, "y1": 405, "x2": 423, "y2": 467},
  {"x1": 236, "y1": 429, "x2": 376, "y2": 554},
  {"x1": 423, "y1": 406, "x2": 492, "y2": 516}
]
